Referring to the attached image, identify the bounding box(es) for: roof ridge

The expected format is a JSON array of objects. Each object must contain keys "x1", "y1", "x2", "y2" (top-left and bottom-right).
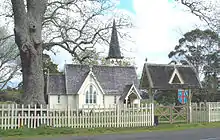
[
  {"x1": 145, "y1": 63, "x2": 192, "y2": 68},
  {"x1": 65, "y1": 63, "x2": 135, "y2": 68},
  {"x1": 49, "y1": 73, "x2": 64, "y2": 76}
]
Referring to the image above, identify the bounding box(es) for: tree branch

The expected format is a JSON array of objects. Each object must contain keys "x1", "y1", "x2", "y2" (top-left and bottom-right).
[{"x1": 179, "y1": 0, "x2": 218, "y2": 31}]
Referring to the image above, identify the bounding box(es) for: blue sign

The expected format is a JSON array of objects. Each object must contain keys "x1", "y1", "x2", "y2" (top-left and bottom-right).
[{"x1": 178, "y1": 89, "x2": 188, "y2": 104}]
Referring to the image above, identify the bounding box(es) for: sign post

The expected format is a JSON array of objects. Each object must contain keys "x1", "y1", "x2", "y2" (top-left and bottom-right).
[{"x1": 178, "y1": 89, "x2": 192, "y2": 123}]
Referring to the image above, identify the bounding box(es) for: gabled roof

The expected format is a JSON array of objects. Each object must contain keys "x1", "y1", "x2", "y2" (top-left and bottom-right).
[
  {"x1": 106, "y1": 20, "x2": 123, "y2": 59},
  {"x1": 53, "y1": 64, "x2": 139, "y2": 95},
  {"x1": 119, "y1": 84, "x2": 142, "y2": 101},
  {"x1": 119, "y1": 84, "x2": 133, "y2": 101},
  {"x1": 77, "y1": 70, "x2": 106, "y2": 95},
  {"x1": 48, "y1": 74, "x2": 66, "y2": 94},
  {"x1": 139, "y1": 63, "x2": 202, "y2": 90}
]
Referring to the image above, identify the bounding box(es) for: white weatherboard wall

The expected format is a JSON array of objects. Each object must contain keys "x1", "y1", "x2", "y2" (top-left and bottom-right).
[
  {"x1": 48, "y1": 95, "x2": 68, "y2": 110},
  {"x1": 67, "y1": 95, "x2": 77, "y2": 109},
  {"x1": 104, "y1": 95, "x2": 120, "y2": 107}
]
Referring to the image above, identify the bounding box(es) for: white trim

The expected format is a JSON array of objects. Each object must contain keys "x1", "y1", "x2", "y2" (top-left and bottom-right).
[
  {"x1": 77, "y1": 71, "x2": 105, "y2": 95},
  {"x1": 89, "y1": 71, "x2": 105, "y2": 95},
  {"x1": 145, "y1": 63, "x2": 154, "y2": 88},
  {"x1": 64, "y1": 64, "x2": 69, "y2": 94},
  {"x1": 168, "y1": 68, "x2": 184, "y2": 84},
  {"x1": 125, "y1": 84, "x2": 142, "y2": 100}
]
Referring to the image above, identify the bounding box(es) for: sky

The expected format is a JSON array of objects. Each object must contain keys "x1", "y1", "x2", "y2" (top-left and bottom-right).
[{"x1": 0, "y1": 0, "x2": 209, "y2": 86}]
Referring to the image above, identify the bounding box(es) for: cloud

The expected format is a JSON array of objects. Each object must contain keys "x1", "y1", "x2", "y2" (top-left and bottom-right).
[{"x1": 132, "y1": 0, "x2": 206, "y2": 73}]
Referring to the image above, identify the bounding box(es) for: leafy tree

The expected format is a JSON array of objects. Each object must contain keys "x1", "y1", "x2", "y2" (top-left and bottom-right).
[
  {"x1": 168, "y1": 28, "x2": 219, "y2": 78},
  {"x1": 43, "y1": 53, "x2": 60, "y2": 74},
  {"x1": 155, "y1": 90, "x2": 177, "y2": 106},
  {"x1": 1, "y1": 0, "x2": 132, "y2": 105},
  {"x1": 0, "y1": 26, "x2": 20, "y2": 90},
  {"x1": 43, "y1": 53, "x2": 61, "y2": 104},
  {"x1": 169, "y1": 28, "x2": 220, "y2": 101}
]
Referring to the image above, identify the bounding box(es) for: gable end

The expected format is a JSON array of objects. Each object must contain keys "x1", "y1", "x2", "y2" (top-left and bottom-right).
[{"x1": 168, "y1": 68, "x2": 184, "y2": 84}]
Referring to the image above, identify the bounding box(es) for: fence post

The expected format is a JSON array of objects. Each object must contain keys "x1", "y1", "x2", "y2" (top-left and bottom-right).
[
  {"x1": 116, "y1": 104, "x2": 120, "y2": 128},
  {"x1": 151, "y1": 103, "x2": 154, "y2": 126},
  {"x1": 208, "y1": 103, "x2": 211, "y2": 122},
  {"x1": 170, "y1": 106, "x2": 173, "y2": 124},
  {"x1": 1, "y1": 104, "x2": 3, "y2": 129},
  {"x1": 187, "y1": 89, "x2": 192, "y2": 123}
]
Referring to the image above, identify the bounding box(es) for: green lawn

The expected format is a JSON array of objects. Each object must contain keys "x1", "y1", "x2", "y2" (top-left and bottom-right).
[{"x1": 1, "y1": 122, "x2": 220, "y2": 139}]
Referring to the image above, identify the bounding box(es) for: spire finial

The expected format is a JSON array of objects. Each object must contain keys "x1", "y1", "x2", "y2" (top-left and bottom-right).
[{"x1": 89, "y1": 65, "x2": 93, "y2": 71}]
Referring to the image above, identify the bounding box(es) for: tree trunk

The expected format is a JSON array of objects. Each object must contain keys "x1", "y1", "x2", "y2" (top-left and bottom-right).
[{"x1": 11, "y1": 0, "x2": 47, "y2": 106}]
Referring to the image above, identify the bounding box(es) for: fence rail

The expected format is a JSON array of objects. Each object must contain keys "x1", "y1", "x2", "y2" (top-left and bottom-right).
[
  {"x1": 155, "y1": 105, "x2": 187, "y2": 124},
  {"x1": 0, "y1": 103, "x2": 154, "y2": 129}
]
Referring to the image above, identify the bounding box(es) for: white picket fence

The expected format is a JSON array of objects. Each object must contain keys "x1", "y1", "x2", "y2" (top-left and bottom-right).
[
  {"x1": 0, "y1": 104, "x2": 154, "y2": 129},
  {"x1": 191, "y1": 102, "x2": 220, "y2": 123}
]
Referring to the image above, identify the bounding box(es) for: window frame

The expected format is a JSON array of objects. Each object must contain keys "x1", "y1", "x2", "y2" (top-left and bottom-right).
[
  {"x1": 85, "y1": 84, "x2": 97, "y2": 104},
  {"x1": 58, "y1": 95, "x2": 60, "y2": 104}
]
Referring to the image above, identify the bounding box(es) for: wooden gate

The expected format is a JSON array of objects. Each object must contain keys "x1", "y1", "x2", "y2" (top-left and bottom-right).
[{"x1": 155, "y1": 105, "x2": 188, "y2": 124}]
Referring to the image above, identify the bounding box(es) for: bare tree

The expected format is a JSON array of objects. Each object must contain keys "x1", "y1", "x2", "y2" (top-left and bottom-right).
[
  {"x1": 42, "y1": 0, "x2": 132, "y2": 62},
  {"x1": 0, "y1": 26, "x2": 20, "y2": 90},
  {"x1": 178, "y1": 0, "x2": 220, "y2": 31},
  {"x1": 2, "y1": 0, "x2": 133, "y2": 105}
]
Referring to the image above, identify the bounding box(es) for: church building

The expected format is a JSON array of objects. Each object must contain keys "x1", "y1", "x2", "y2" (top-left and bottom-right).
[{"x1": 47, "y1": 20, "x2": 142, "y2": 110}]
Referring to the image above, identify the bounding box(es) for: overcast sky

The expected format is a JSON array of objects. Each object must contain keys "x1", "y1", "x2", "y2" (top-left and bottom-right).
[{"x1": 0, "y1": 0, "x2": 209, "y2": 86}]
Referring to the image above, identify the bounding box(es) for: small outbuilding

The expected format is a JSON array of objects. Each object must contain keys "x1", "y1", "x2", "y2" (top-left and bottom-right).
[{"x1": 139, "y1": 63, "x2": 202, "y2": 101}]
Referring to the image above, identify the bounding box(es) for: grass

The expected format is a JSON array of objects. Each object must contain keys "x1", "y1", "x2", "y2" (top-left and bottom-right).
[{"x1": 1, "y1": 122, "x2": 220, "y2": 139}]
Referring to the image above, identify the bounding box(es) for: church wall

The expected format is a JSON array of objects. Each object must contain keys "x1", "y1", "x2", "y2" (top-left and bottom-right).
[
  {"x1": 67, "y1": 94, "x2": 77, "y2": 109},
  {"x1": 48, "y1": 94, "x2": 68, "y2": 110},
  {"x1": 104, "y1": 95, "x2": 120, "y2": 107}
]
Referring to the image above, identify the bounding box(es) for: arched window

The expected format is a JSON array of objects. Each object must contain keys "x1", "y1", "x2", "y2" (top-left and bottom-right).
[{"x1": 85, "y1": 84, "x2": 97, "y2": 104}]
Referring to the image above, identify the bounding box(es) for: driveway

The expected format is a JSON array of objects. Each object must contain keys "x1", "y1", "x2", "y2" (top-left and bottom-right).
[{"x1": 4, "y1": 127, "x2": 220, "y2": 140}]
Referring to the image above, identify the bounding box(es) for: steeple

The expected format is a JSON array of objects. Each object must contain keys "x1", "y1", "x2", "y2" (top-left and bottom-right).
[{"x1": 106, "y1": 19, "x2": 123, "y2": 60}]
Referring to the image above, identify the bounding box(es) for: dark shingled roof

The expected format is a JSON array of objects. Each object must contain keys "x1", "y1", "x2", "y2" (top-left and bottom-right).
[
  {"x1": 106, "y1": 20, "x2": 123, "y2": 59},
  {"x1": 65, "y1": 64, "x2": 89, "y2": 94},
  {"x1": 140, "y1": 63, "x2": 202, "y2": 90},
  {"x1": 48, "y1": 64, "x2": 139, "y2": 95},
  {"x1": 119, "y1": 84, "x2": 133, "y2": 101},
  {"x1": 48, "y1": 74, "x2": 66, "y2": 94}
]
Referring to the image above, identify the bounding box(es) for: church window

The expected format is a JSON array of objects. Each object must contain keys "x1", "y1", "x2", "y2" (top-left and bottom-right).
[
  {"x1": 93, "y1": 91, "x2": 97, "y2": 103},
  {"x1": 86, "y1": 91, "x2": 89, "y2": 103},
  {"x1": 114, "y1": 96, "x2": 117, "y2": 104},
  {"x1": 58, "y1": 95, "x2": 60, "y2": 103},
  {"x1": 85, "y1": 84, "x2": 97, "y2": 104}
]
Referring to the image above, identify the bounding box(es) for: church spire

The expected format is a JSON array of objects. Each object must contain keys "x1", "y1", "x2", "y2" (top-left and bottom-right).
[{"x1": 106, "y1": 19, "x2": 123, "y2": 60}]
